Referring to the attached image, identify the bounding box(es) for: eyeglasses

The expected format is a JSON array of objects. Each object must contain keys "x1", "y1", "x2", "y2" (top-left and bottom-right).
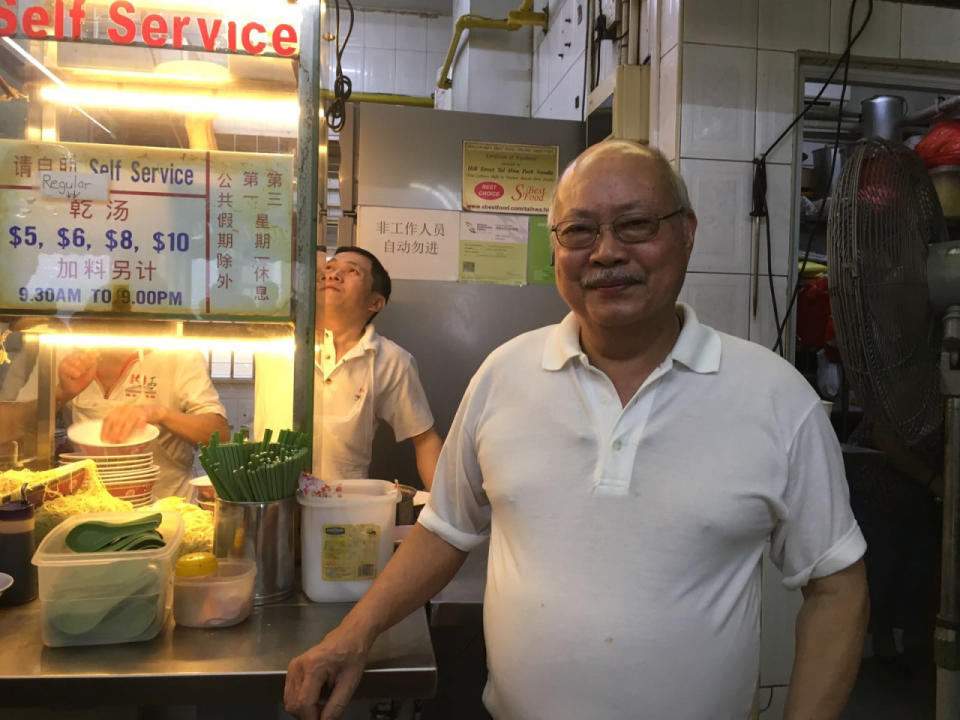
[{"x1": 550, "y1": 208, "x2": 685, "y2": 249}]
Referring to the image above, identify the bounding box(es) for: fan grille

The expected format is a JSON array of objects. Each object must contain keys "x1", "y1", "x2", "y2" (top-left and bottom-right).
[{"x1": 826, "y1": 139, "x2": 943, "y2": 445}]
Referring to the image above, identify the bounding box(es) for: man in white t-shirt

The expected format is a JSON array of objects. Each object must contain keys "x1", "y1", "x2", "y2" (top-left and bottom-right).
[
  {"x1": 15, "y1": 347, "x2": 229, "y2": 499},
  {"x1": 285, "y1": 142, "x2": 869, "y2": 720},
  {"x1": 314, "y1": 247, "x2": 442, "y2": 489}
]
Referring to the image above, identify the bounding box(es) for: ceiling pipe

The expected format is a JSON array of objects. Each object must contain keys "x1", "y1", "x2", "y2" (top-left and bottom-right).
[
  {"x1": 323, "y1": 90, "x2": 433, "y2": 107},
  {"x1": 901, "y1": 94, "x2": 960, "y2": 127},
  {"x1": 437, "y1": 0, "x2": 548, "y2": 90}
]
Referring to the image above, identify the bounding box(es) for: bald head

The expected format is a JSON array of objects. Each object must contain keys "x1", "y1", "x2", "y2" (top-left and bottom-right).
[{"x1": 548, "y1": 142, "x2": 691, "y2": 228}]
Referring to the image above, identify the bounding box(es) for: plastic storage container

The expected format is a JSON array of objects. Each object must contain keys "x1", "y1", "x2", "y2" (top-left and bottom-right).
[
  {"x1": 32, "y1": 510, "x2": 184, "y2": 647},
  {"x1": 298, "y1": 480, "x2": 400, "y2": 602},
  {"x1": 174, "y1": 558, "x2": 256, "y2": 628}
]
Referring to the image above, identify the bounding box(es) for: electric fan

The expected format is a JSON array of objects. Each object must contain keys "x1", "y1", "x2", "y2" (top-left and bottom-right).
[{"x1": 827, "y1": 137, "x2": 960, "y2": 719}]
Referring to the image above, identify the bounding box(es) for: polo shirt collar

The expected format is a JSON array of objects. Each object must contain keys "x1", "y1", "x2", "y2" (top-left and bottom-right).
[
  {"x1": 321, "y1": 323, "x2": 380, "y2": 367},
  {"x1": 541, "y1": 302, "x2": 721, "y2": 374}
]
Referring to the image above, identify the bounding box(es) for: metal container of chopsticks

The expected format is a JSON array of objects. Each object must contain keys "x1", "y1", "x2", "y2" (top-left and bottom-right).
[
  {"x1": 198, "y1": 429, "x2": 309, "y2": 503},
  {"x1": 213, "y1": 495, "x2": 296, "y2": 604}
]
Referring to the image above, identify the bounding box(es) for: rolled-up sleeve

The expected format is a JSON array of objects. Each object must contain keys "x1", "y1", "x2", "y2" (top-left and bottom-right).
[
  {"x1": 418, "y1": 373, "x2": 491, "y2": 552},
  {"x1": 770, "y1": 403, "x2": 867, "y2": 590}
]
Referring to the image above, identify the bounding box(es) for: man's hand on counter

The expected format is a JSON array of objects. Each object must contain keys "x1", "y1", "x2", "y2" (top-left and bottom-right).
[{"x1": 284, "y1": 623, "x2": 372, "y2": 720}]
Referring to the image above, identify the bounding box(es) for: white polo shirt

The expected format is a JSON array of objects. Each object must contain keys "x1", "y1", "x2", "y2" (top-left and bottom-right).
[
  {"x1": 419, "y1": 303, "x2": 865, "y2": 720},
  {"x1": 313, "y1": 324, "x2": 434, "y2": 480}
]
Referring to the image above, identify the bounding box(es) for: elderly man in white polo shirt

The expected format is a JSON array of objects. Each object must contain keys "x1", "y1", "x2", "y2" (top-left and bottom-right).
[
  {"x1": 314, "y1": 246, "x2": 442, "y2": 489},
  {"x1": 286, "y1": 142, "x2": 869, "y2": 720}
]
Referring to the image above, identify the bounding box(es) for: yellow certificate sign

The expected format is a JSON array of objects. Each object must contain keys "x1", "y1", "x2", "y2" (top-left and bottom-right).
[
  {"x1": 0, "y1": 139, "x2": 293, "y2": 320},
  {"x1": 462, "y1": 141, "x2": 558, "y2": 215}
]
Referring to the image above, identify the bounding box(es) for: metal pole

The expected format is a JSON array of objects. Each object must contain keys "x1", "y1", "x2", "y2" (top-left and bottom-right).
[
  {"x1": 293, "y1": 2, "x2": 322, "y2": 454},
  {"x1": 34, "y1": 336, "x2": 53, "y2": 468},
  {"x1": 627, "y1": 0, "x2": 640, "y2": 65},
  {"x1": 936, "y1": 317, "x2": 960, "y2": 719}
]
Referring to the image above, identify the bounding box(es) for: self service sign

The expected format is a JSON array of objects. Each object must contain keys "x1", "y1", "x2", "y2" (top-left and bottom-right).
[
  {"x1": 0, "y1": 139, "x2": 294, "y2": 320},
  {"x1": 0, "y1": 0, "x2": 299, "y2": 56}
]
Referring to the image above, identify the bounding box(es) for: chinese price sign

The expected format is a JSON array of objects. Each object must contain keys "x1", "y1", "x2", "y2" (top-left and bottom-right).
[
  {"x1": 0, "y1": 139, "x2": 293, "y2": 319},
  {"x1": 356, "y1": 206, "x2": 459, "y2": 281},
  {"x1": 462, "y1": 141, "x2": 558, "y2": 215}
]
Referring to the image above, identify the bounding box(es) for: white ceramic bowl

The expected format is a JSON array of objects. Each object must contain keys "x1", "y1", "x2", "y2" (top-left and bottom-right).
[
  {"x1": 67, "y1": 420, "x2": 159, "y2": 456},
  {"x1": 0, "y1": 572, "x2": 12, "y2": 598},
  {"x1": 189, "y1": 476, "x2": 216, "y2": 502}
]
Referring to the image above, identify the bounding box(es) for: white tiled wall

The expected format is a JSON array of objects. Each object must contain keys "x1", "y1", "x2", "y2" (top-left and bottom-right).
[
  {"x1": 681, "y1": 158, "x2": 754, "y2": 273},
  {"x1": 829, "y1": 0, "x2": 900, "y2": 58},
  {"x1": 533, "y1": 0, "x2": 588, "y2": 121},
  {"x1": 450, "y1": 0, "x2": 533, "y2": 116},
  {"x1": 758, "y1": 0, "x2": 830, "y2": 52},
  {"x1": 660, "y1": 0, "x2": 681, "y2": 56},
  {"x1": 658, "y1": 44, "x2": 680, "y2": 161},
  {"x1": 680, "y1": 43, "x2": 757, "y2": 161},
  {"x1": 755, "y1": 50, "x2": 797, "y2": 165},
  {"x1": 678, "y1": 272, "x2": 750, "y2": 338},
  {"x1": 901, "y1": 3, "x2": 960, "y2": 64},
  {"x1": 682, "y1": 0, "x2": 757, "y2": 48},
  {"x1": 327, "y1": 10, "x2": 451, "y2": 97},
  {"x1": 213, "y1": 382, "x2": 255, "y2": 436}
]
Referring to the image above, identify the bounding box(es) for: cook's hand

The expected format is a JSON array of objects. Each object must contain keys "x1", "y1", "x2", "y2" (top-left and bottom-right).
[
  {"x1": 284, "y1": 626, "x2": 369, "y2": 720},
  {"x1": 57, "y1": 351, "x2": 98, "y2": 399},
  {"x1": 100, "y1": 404, "x2": 165, "y2": 444}
]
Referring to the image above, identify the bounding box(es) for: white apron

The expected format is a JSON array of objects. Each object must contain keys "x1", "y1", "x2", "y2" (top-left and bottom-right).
[{"x1": 313, "y1": 350, "x2": 376, "y2": 480}]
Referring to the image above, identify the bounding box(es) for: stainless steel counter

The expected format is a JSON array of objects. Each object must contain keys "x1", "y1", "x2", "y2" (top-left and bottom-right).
[{"x1": 0, "y1": 596, "x2": 436, "y2": 708}]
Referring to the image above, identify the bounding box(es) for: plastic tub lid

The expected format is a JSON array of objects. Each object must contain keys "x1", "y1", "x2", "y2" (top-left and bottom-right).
[
  {"x1": 174, "y1": 559, "x2": 256, "y2": 587},
  {"x1": 296, "y1": 479, "x2": 400, "y2": 507},
  {"x1": 32, "y1": 510, "x2": 184, "y2": 566}
]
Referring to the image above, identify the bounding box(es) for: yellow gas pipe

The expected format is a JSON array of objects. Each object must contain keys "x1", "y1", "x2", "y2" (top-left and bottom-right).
[{"x1": 437, "y1": 0, "x2": 548, "y2": 90}]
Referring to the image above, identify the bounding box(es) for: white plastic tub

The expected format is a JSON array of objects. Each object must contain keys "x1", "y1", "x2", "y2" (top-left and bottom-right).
[{"x1": 297, "y1": 480, "x2": 400, "y2": 602}]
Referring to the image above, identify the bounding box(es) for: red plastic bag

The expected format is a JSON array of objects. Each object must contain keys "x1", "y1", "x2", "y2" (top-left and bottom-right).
[
  {"x1": 915, "y1": 120, "x2": 960, "y2": 168},
  {"x1": 797, "y1": 277, "x2": 832, "y2": 350}
]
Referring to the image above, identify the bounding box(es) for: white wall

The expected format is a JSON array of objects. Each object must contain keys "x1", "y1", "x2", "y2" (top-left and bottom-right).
[
  {"x1": 326, "y1": 9, "x2": 451, "y2": 97},
  {"x1": 447, "y1": 0, "x2": 533, "y2": 116},
  {"x1": 532, "y1": 0, "x2": 589, "y2": 121}
]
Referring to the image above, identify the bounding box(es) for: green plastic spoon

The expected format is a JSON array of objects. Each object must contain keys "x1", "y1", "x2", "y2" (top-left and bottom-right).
[
  {"x1": 99, "y1": 530, "x2": 165, "y2": 553},
  {"x1": 65, "y1": 514, "x2": 162, "y2": 553}
]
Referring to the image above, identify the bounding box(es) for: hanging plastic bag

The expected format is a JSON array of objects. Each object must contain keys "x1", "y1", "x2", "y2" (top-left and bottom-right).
[{"x1": 914, "y1": 119, "x2": 960, "y2": 168}]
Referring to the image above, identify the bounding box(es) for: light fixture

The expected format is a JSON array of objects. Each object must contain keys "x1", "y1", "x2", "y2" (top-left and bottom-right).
[
  {"x1": 2, "y1": 37, "x2": 113, "y2": 136},
  {"x1": 40, "y1": 84, "x2": 301, "y2": 121},
  {"x1": 39, "y1": 333, "x2": 295, "y2": 356},
  {"x1": 64, "y1": 64, "x2": 234, "y2": 85}
]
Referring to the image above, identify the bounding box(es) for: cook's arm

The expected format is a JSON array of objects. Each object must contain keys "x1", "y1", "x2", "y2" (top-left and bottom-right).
[
  {"x1": 285, "y1": 523, "x2": 467, "y2": 720},
  {"x1": 783, "y1": 560, "x2": 868, "y2": 719},
  {"x1": 411, "y1": 426, "x2": 442, "y2": 490}
]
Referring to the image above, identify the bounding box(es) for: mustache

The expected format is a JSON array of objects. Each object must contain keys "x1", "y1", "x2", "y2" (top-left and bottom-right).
[{"x1": 580, "y1": 269, "x2": 647, "y2": 289}]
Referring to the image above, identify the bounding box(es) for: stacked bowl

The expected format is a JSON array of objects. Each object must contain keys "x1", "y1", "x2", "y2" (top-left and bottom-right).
[
  {"x1": 58, "y1": 453, "x2": 159, "y2": 507},
  {"x1": 61, "y1": 420, "x2": 162, "y2": 507}
]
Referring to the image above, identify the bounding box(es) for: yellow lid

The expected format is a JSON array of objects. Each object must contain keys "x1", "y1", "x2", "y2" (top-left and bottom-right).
[{"x1": 175, "y1": 551, "x2": 218, "y2": 577}]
